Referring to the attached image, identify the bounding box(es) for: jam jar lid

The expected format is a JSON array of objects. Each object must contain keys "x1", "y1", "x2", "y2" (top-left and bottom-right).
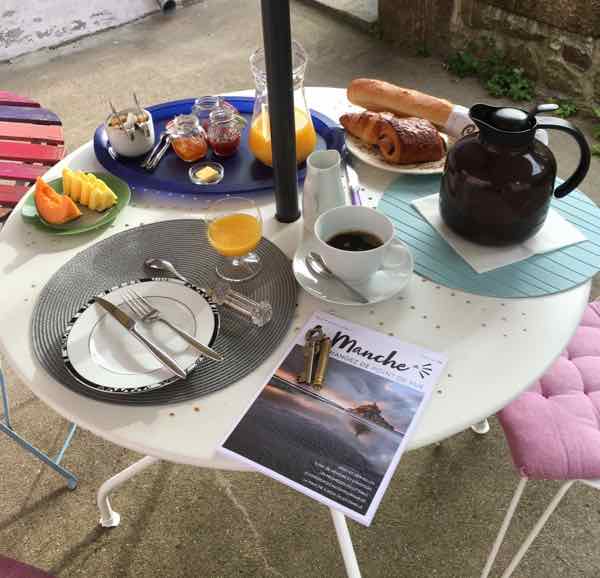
[
  {"x1": 207, "y1": 105, "x2": 247, "y2": 131},
  {"x1": 209, "y1": 106, "x2": 235, "y2": 125},
  {"x1": 167, "y1": 114, "x2": 206, "y2": 138},
  {"x1": 192, "y1": 96, "x2": 236, "y2": 118}
]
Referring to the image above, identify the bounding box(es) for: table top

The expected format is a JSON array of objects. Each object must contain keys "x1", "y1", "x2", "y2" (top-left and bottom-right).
[{"x1": 0, "y1": 88, "x2": 590, "y2": 468}]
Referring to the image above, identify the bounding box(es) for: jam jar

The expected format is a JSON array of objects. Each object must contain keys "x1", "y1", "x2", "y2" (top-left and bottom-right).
[
  {"x1": 167, "y1": 114, "x2": 208, "y2": 162},
  {"x1": 192, "y1": 96, "x2": 237, "y2": 132},
  {"x1": 206, "y1": 106, "x2": 243, "y2": 157}
]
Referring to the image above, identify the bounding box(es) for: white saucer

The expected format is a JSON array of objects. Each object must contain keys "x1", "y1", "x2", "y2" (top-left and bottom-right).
[
  {"x1": 293, "y1": 233, "x2": 414, "y2": 306},
  {"x1": 61, "y1": 278, "x2": 219, "y2": 394}
]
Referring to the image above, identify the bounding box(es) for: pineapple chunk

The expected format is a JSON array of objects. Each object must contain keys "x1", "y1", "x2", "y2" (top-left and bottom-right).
[
  {"x1": 79, "y1": 176, "x2": 90, "y2": 206},
  {"x1": 62, "y1": 168, "x2": 118, "y2": 212},
  {"x1": 62, "y1": 168, "x2": 81, "y2": 202},
  {"x1": 62, "y1": 168, "x2": 72, "y2": 195}
]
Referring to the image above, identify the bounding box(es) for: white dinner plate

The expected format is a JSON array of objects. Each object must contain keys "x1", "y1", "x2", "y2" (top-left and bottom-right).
[
  {"x1": 62, "y1": 278, "x2": 219, "y2": 394},
  {"x1": 345, "y1": 132, "x2": 451, "y2": 175},
  {"x1": 293, "y1": 233, "x2": 413, "y2": 306}
]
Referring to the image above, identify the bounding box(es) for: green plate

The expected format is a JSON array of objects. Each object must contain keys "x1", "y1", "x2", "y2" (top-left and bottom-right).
[{"x1": 21, "y1": 172, "x2": 131, "y2": 235}]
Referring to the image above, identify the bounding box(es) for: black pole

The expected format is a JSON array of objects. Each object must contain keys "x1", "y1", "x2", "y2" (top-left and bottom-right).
[{"x1": 260, "y1": 0, "x2": 300, "y2": 223}]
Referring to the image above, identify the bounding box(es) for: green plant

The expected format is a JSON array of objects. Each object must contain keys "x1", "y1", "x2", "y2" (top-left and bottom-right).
[
  {"x1": 446, "y1": 47, "x2": 535, "y2": 102},
  {"x1": 446, "y1": 50, "x2": 479, "y2": 77},
  {"x1": 416, "y1": 45, "x2": 431, "y2": 58},
  {"x1": 486, "y1": 68, "x2": 535, "y2": 101},
  {"x1": 593, "y1": 107, "x2": 600, "y2": 139},
  {"x1": 477, "y1": 48, "x2": 505, "y2": 81},
  {"x1": 549, "y1": 98, "x2": 578, "y2": 118}
]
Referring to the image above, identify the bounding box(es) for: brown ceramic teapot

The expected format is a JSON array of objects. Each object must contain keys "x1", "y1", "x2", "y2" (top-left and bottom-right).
[{"x1": 439, "y1": 103, "x2": 591, "y2": 245}]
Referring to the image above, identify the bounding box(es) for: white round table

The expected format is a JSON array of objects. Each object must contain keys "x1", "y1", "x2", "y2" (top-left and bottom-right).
[{"x1": 0, "y1": 88, "x2": 590, "y2": 578}]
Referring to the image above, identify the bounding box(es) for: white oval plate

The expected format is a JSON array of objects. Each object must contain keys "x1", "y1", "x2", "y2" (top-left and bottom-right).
[
  {"x1": 293, "y1": 233, "x2": 414, "y2": 306},
  {"x1": 62, "y1": 278, "x2": 219, "y2": 394},
  {"x1": 345, "y1": 132, "x2": 451, "y2": 175}
]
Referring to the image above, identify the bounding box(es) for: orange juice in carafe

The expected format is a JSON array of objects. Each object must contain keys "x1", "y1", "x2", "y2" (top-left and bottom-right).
[
  {"x1": 248, "y1": 106, "x2": 317, "y2": 167},
  {"x1": 249, "y1": 40, "x2": 317, "y2": 168}
]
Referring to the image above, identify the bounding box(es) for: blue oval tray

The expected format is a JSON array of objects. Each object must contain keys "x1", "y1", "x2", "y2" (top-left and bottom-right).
[{"x1": 93, "y1": 97, "x2": 344, "y2": 195}]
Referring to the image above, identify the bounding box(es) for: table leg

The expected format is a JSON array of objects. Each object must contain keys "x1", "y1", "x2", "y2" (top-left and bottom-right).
[
  {"x1": 471, "y1": 418, "x2": 490, "y2": 435},
  {"x1": 330, "y1": 508, "x2": 362, "y2": 578},
  {"x1": 97, "y1": 455, "x2": 160, "y2": 528}
]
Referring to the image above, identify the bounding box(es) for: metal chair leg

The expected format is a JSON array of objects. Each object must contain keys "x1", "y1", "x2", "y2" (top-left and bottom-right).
[
  {"x1": 330, "y1": 508, "x2": 362, "y2": 578},
  {"x1": 0, "y1": 366, "x2": 78, "y2": 489},
  {"x1": 500, "y1": 481, "x2": 574, "y2": 578},
  {"x1": 481, "y1": 478, "x2": 528, "y2": 578},
  {"x1": 97, "y1": 455, "x2": 160, "y2": 527}
]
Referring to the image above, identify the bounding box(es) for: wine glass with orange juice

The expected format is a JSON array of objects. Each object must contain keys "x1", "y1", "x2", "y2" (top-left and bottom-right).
[
  {"x1": 248, "y1": 40, "x2": 317, "y2": 167},
  {"x1": 206, "y1": 197, "x2": 263, "y2": 282}
]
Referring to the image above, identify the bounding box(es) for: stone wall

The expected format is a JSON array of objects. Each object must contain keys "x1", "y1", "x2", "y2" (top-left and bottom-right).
[
  {"x1": 1, "y1": 0, "x2": 161, "y2": 62},
  {"x1": 378, "y1": 0, "x2": 600, "y2": 109}
]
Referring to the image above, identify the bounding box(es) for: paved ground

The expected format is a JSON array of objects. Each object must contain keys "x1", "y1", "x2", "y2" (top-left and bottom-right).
[{"x1": 1, "y1": 1, "x2": 600, "y2": 577}]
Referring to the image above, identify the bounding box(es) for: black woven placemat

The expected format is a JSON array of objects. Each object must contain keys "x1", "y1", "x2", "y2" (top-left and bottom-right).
[{"x1": 31, "y1": 219, "x2": 297, "y2": 405}]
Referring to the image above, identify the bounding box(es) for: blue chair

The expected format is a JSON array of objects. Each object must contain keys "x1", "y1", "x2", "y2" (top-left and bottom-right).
[{"x1": 1, "y1": 365, "x2": 77, "y2": 489}]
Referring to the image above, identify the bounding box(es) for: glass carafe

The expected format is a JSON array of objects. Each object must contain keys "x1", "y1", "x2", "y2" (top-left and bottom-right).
[{"x1": 248, "y1": 40, "x2": 317, "y2": 167}]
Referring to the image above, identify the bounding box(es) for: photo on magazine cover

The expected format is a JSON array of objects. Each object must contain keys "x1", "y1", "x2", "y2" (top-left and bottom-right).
[{"x1": 221, "y1": 312, "x2": 446, "y2": 524}]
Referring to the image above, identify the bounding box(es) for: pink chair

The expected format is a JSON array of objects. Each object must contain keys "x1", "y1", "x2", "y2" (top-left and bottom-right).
[
  {"x1": 481, "y1": 300, "x2": 600, "y2": 578},
  {"x1": 0, "y1": 556, "x2": 55, "y2": 578}
]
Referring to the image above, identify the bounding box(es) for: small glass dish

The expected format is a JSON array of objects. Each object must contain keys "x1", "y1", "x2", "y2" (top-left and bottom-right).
[{"x1": 188, "y1": 161, "x2": 225, "y2": 185}]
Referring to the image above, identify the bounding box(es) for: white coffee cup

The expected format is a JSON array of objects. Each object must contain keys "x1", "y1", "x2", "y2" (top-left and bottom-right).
[{"x1": 314, "y1": 205, "x2": 412, "y2": 283}]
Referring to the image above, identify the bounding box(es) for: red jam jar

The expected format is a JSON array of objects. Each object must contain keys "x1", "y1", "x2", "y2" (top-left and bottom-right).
[{"x1": 206, "y1": 106, "x2": 243, "y2": 157}]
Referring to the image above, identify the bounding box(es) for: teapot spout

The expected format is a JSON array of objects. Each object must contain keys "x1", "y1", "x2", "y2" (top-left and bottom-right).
[
  {"x1": 469, "y1": 103, "x2": 500, "y2": 132},
  {"x1": 468, "y1": 103, "x2": 535, "y2": 146}
]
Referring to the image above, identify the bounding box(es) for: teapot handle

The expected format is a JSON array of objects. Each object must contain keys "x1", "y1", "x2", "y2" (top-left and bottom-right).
[{"x1": 535, "y1": 116, "x2": 591, "y2": 198}]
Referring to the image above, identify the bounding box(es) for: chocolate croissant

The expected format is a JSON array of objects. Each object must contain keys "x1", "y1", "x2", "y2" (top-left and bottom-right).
[
  {"x1": 340, "y1": 112, "x2": 445, "y2": 165},
  {"x1": 339, "y1": 111, "x2": 386, "y2": 145}
]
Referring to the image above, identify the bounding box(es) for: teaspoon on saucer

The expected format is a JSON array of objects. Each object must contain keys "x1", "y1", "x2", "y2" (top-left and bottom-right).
[{"x1": 305, "y1": 252, "x2": 369, "y2": 304}]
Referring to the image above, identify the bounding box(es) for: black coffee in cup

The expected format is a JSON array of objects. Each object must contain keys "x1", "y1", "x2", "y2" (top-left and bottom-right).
[{"x1": 326, "y1": 230, "x2": 383, "y2": 252}]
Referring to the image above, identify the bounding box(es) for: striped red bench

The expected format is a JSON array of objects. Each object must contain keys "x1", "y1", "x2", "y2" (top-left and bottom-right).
[{"x1": 0, "y1": 91, "x2": 65, "y2": 221}]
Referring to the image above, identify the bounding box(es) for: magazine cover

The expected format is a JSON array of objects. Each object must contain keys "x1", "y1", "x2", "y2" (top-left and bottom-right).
[{"x1": 220, "y1": 311, "x2": 448, "y2": 526}]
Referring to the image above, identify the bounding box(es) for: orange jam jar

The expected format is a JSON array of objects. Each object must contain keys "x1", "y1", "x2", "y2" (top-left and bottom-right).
[{"x1": 167, "y1": 114, "x2": 208, "y2": 162}]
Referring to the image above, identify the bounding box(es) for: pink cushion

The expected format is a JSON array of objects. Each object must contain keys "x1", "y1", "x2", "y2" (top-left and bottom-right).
[
  {"x1": 498, "y1": 302, "x2": 600, "y2": 480},
  {"x1": 0, "y1": 556, "x2": 54, "y2": 578}
]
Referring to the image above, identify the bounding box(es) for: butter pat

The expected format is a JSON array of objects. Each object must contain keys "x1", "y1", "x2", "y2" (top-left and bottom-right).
[{"x1": 195, "y1": 166, "x2": 220, "y2": 183}]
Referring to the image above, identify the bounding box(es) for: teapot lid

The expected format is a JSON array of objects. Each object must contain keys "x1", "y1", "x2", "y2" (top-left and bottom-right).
[
  {"x1": 489, "y1": 107, "x2": 531, "y2": 132},
  {"x1": 469, "y1": 103, "x2": 535, "y2": 147}
]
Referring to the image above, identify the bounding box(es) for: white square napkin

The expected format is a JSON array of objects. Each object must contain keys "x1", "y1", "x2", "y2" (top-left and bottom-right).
[{"x1": 411, "y1": 193, "x2": 587, "y2": 274}]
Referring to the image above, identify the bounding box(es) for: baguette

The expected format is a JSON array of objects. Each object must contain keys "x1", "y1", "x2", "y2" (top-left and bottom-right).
[{"x1": 347, "y1": 78, "x2": 453, "y2": 127}]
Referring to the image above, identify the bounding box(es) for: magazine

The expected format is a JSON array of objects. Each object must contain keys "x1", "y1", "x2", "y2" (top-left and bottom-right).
[{"x1": 220, "y1": 311, "x2": 448, "y2": 526}]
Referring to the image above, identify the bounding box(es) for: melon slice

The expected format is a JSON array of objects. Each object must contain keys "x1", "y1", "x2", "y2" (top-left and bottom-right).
[{"x1": 34, "y1": 177, "x2": 81, "y2": 225}]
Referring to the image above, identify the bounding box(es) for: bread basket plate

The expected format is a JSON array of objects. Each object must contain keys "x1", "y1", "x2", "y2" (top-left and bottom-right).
[{"x1": 346, "y1": 133, "x2": 451, "y2": 175}]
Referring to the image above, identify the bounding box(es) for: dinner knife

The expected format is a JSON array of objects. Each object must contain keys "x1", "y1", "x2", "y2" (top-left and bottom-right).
[
  {"x1": 340, "y1": 137, "x2": 362, "y2": 206},
  {"x1": 345, "y1": 154, "x2": 361, "y2": 206},
  {"x1": 95, "y1": 296, "x2": 187, "y2": 379}
]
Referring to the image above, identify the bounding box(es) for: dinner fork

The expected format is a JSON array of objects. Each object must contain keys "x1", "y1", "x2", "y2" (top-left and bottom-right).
[{"x1": 124, "y1": 289, "x2": 223, "y2": 362}]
